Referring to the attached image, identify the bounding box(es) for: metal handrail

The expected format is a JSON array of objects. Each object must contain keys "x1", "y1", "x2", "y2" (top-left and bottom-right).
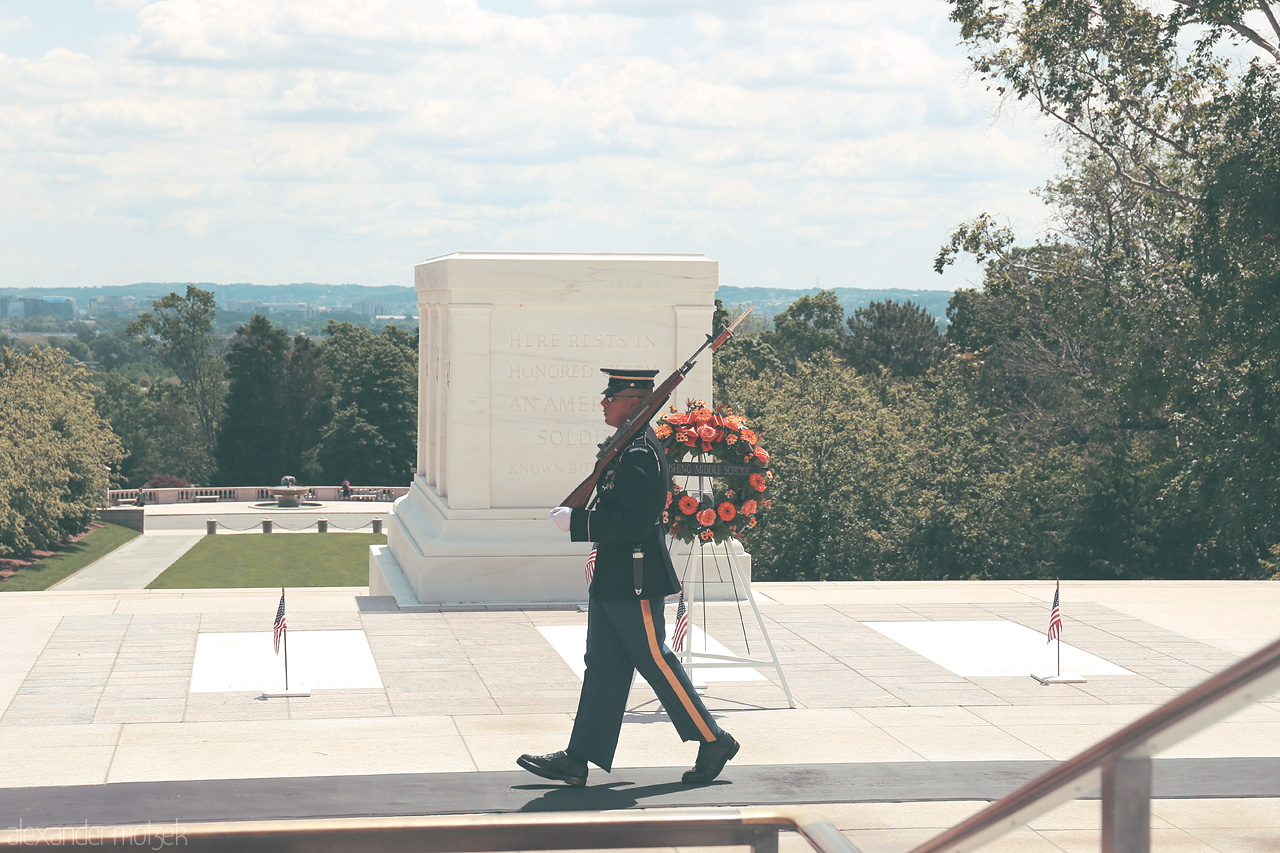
[
  {"x1": 909, "y1": 632, "x2": 1280, "y2": 853},
  {"x1": 1, "y1": 806, "x2": 862, "y2": 853}
]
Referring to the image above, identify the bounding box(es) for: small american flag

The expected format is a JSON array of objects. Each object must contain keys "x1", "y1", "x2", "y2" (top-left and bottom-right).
[
  {"x1": 672, "y1": 594, "x2": 689, "y2": 652},
  {"x1": 273, "y1": 588, "x2": 287, "y2": 654},
  {"x1": 585, "y1": 547, "x2": 597, "y2": 585},
  {"x1": 1046, "y1": 581, "x2": 1062, "y2": 644}
]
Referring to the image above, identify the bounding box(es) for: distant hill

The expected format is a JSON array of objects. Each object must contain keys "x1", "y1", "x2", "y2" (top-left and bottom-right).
[
  {"x1": 0, "y1": 282, "x2": 417, "y2": 310},
  {"x1": 1, "y1": 282, "x2": 954, "y2": 327},
  {"x1": 717, "y1": 286, "x2": 955, "y2": 328}
]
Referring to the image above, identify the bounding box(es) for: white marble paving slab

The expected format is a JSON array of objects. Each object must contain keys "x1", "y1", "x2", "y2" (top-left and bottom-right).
[
  {"x1": 189, "y1": 630, "x2": 383, "y2": 692},
  {"x1": 865, "y1": 620, "x2": 1133, "y2": 678},
  {"x1": 538, "y1": 624, "x2": 765, "y2": 682}
]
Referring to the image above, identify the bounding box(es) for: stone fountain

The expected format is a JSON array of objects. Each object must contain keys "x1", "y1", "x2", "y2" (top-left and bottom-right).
[{"x1": 267, "y1": 475, "x2": 309, "y2": 508}]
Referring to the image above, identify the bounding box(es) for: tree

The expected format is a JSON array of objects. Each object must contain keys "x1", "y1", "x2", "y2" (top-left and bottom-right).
[
  {"x1": 1174, "y1": 65, "x2": 1280, "y2": 574},
  {"x1": 280, "y1": 334, "x2": 331, "y2": 481},
  {"x1": 710, "y1": 300, "x2": 783, "y2": 386},
  {"x1": 940, "y1": 0, "x2": 1280, "y2": 577},
  {"x1": 716, "y1": 355, "x2": 897, "y2": 580},
  {"x1": 947, "y1": 0, "x2": 1278, "y2": 206},
  {"x1": 215, "y1": 316, "x2": 330, "y2": 485},
  {"x1": 769, "y1": 290, "x2": 848, "y2": 369},
  {"x1": 0, "y1": 346, "x2": 124, "y2": 556},
  {"x1": 89, "y1": 328, "x2": 161, "y2": 377},
  {"x1": 311, "y1": 322, "x2": 417, "y2": 484},
  {"x1": 127, "y1": 286, "x2": 226, "y2": 477},
  {"x1": 715, "y1": 353, "x2": 1046, "y2": 581},
  {"x1": 845, "y1": 299, "x2": 948, "y2": 378},
  {"x1": 60, "y1": 337, "x2": 92, "y2": 363},
  {"x1": 93, "y1": 375, "x2": 153, "y2": 489},
  {"x1": 93, "y1": 375, "x2": 210, "y2": 488},
  {"x1": 215, "y1": 315, "x2": 291, "y2": 485}
]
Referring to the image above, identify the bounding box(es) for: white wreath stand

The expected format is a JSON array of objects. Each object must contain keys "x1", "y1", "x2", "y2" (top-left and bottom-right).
[{"x1": 669, "y1": 461, "x2": 796, "y2": 709}]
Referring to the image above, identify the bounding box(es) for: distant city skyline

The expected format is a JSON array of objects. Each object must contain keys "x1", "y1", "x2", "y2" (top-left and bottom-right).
[{"x1": 1, "y1": 0, "x2": 1062, "y2": 292}]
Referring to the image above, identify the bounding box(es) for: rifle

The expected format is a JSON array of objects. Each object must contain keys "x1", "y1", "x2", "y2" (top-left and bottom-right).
[{"x1": 559, "y1": 306, "x2": 754, "y2": 509}]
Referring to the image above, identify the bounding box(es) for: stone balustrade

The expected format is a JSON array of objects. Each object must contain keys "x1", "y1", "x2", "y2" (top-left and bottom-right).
[{"x1": 105, "y1": 485, "x2": 408, "y2": 506}]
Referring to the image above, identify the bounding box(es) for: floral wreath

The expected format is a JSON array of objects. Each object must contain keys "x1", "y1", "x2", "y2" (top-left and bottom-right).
[{"x1": 656, "y1": 399, "x2": 773, "y2": 544}]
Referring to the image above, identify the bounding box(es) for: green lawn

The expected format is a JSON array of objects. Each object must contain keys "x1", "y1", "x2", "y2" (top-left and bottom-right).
[
  {"x1": 0, "y1": 523, "x2": 141, "y2": 592},
  {"x1": 147, "y1": 533, "x2": 386, "y2": 589}
]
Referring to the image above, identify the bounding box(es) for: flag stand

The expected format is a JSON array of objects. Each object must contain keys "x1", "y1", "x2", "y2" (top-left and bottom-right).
[
  {"x1": 1031, "y1": 642, "x2": 1087, "y2": 684},
  {"x1": 263, "y1": 586, "x2": 310, "y2": 698},
  {"x1": 1031, "y1": 580, "x2": 1086, "y2": 684}
]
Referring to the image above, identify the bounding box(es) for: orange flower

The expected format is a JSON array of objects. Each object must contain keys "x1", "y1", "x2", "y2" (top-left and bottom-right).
[
  {"x1": 742, "y1": 499, "x2": 757, "y2": 515},
  {"x1": 700, "y1": 530, "x2": 714, "y2": 541},
  {"x1": 655, "y1": 423, "x2": 672, "y2": 439},
  {"x1": 724, "y1": 415, "x2": 745, "y2": 429},
  {"x1": 725, "y1": 434, "x2": 738, "y2": 445},
  {"x1": 662, "y1": 511, "x2": 669, "y2": 524},
  {"x1": 679, "y1": 428, "x2": 698, "y2": 447},
  {"x1": 697, "y1": 508, "x2": 716, "y2": 526},
  {"x1": 747, "y1": 517, "x2": 757, "y2": 528},
  {"x1": 666, "y1": 412, "x2": 689, "y2": 426},
  {"x1": 750, "y1": 473, "x2": 766, "y2": 492},
  {"x1": 679, "y1": 495, "x2": 699, "y2": 515},
  {"x1": 692, "y1": 408, "x2": 715, "y2": 427},
  {"x1": 740, "y1": 428, "x2": 758, "y2": 444},
  {"x1": 717, "y1": 502, "x2": 736, "y2": 521},
  {"x1": 754, "y1": 446, "x2": 770, "y2": 464}
]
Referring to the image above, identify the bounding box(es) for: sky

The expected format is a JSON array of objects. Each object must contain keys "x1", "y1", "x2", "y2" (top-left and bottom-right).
[{"x1": 0, "y1": 0, "x2": 1063, "y2": 292}]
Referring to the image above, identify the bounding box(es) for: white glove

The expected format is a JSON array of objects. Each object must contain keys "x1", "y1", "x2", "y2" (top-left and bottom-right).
[{"x1": 549, "y1": 506, "x2": 573, "y2": 533}]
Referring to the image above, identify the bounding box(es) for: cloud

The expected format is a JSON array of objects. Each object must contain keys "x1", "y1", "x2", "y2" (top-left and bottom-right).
[
  {"x1": 0, "y1": 14, "x2": 33, "y2": 37},
  {"x1": 0, "y1": 0, "x2": 1060, "y2": 289},
  {"x1": 94, "y1": 0, "x2": 154, "y2": 9}
]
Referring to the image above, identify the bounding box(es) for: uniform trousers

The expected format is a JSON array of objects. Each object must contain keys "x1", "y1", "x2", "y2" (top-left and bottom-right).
[{"x1": 568, "y1": 595, "x2": 724, "y2": 772}]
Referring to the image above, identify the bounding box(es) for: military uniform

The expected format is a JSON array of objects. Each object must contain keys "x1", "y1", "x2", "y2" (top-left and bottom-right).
[
  {"x1": 518, "y1": 367, "x2": 739, "y2": 786},
  {"x1": 564, "y1": 370, "x2": 728, "y2": 775},
  {"x1": 570, "y1": 424, "x2": 679, "y2": 600}
]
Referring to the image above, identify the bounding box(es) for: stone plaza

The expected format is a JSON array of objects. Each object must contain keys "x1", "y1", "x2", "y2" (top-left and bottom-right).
[{"x1": 1, "y1": 539, "x2": 1278, "y2": 851}]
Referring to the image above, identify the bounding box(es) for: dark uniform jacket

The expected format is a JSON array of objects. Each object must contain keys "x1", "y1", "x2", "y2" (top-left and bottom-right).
[{"x1": 569, "y1": 425, "x2": 680, "y2": 600}]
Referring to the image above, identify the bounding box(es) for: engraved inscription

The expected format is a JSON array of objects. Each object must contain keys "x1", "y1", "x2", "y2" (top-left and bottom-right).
[
  {"x1": 535, "y1": 428, "x2": 607, "y2": 447},
  {"x1": 493, "y1": 321, "x2": 664, "y2": 493},
  {"x1": 506, "y1": 333, "x2": 658, "y2": 348},
  {"x1": 506, "y1": 395, "x2": 594, "y2": 413},
  {"x1": 509, "y1": 462, "x2": 594, "y2": 475},
  {"x1": 507, "y1": 363, "x2": 593, "y2": 379},
  {"x1": 509, "y1": 333, "x2": 561, "y2": 348}
]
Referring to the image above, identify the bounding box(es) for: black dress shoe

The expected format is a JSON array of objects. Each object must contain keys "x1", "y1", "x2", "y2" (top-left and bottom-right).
[
  {"x1": 682, "y1": 732, "x2": 740, "y2": 783},
  {"x1": 517, "y1": 750, "x2": 588, "y2": 786}
]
